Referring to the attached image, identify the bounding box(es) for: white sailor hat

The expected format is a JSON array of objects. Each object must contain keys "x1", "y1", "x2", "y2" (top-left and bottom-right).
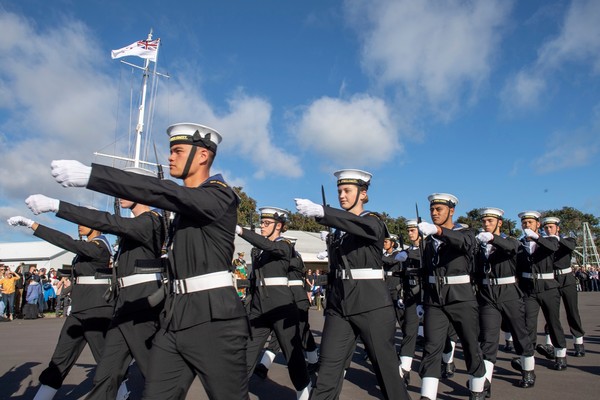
[
  {"x1": 480, "y1": 207, "x2": 504, "y2": 219},
  {"x1": 518, "y1": 210, "x2": 541, "y2": 221},
  {"x1": 406, "y1": 219, "x2": 418, "y2": 228},
  {"x1": 428, "y1": 193, "x2": 459, "y2": 208},
  {"x1": 259, "y1": 206, "x2": 289, "y2": 223},
  {"x1": 541, "y1": 216, "x2": 560, "y2": 226},
  {"x1": 334, "y1": 169, "x2": 372, "y2": 188},
  {"x1": 123, "y1": 167, "x2": 157, "y2": 177},
  {"x1": 385, "y1": 234, "x2": 398, "y2": 241},
  {"x1": 166, "y1": 123, "x2": 222, "y2": 153}
]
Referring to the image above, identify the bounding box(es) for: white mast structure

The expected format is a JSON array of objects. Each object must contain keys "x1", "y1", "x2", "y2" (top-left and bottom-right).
[{"x1": 95, "y1": 30, "x2": 168, "y2": 169}]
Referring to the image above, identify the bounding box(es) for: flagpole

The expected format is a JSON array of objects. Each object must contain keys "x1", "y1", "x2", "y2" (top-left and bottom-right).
[{"x1": 133, "y1": 30, "x2": 158, "y2": 168}]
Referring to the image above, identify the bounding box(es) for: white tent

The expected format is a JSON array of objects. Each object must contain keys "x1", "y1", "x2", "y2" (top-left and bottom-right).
[{"x1": 0, "y1": 241, "x2": 75, "y2": 271}]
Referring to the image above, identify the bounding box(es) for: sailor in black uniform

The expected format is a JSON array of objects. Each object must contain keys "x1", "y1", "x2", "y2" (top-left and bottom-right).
[
  {"x1": 417, "y1": 193, "x2": 485, "y2": 400},
  {"x1": 539, "y1": 216, "x2": 585, "y2": 357},
  {"x1": 50, "y1": 122, "x2": 249, "y2": 400},
  {"x1": 395, "y1": 219, "x2": 422, "y2": 385},
  {"x1": 516, "y1": 211, "x2": 568, "y2": 371},
  {"x1": 474, "y1": 207, "x2": 535, "y2": 394},
  {"x1": 381, "y1": 234, "x2": 407, "y2": 359},
  {"x1": 295, "y1": 169, "x2": 409, "y2": 400},
  {"x1": 7, "y1": 216, "x2": 113, "y2": 400},
  {"x1": 25, "y1": 166, "x2": 166, "y2": 400},
  {"x1": 236, "y1": 207, "x2": 311, "y2": 399}
]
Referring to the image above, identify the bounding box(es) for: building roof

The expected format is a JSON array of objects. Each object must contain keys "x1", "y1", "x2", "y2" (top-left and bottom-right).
[{"x1": 0, "y1": 241, "x2": 71, "y2": 263}]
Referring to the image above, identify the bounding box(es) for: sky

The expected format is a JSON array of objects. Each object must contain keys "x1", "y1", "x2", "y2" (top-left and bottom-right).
[{"x1": 1, "y1": 0, "x2": 599, "y2": 242}]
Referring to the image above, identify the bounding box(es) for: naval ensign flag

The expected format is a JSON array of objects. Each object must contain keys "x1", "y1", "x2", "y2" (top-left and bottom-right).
[{"x1": 111, "y1": 39, "x2": 160, "y2": 62}]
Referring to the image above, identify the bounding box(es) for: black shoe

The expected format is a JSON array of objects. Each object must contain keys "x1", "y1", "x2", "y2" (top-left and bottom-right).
[
  {"x1": 519, "y1": 370, "x2": 536, "y2": 388},
  {"x1": 503, "y1": 340, "x2": 514, "y2": 353},
  {"x1": 572, "y1": 344, "x2": 585, "y2": 357},
  {"x1": 511, "y1": 357, "x2": 522, "y2": 372},
  {"x1": 307, "y1": 361, "x2": 320, "y2": 374},
  {"x1": 536, "y1": 344, "x2": 555, "y2": 360},
  {"x1": 254, "y1": 363, "x2": 269, "y2": 379},
  {"x1": 552, "y1": 356, "x2": 567, "y2": 371},
  {"x1": 441, "y1": 361, "x2": 456, "y2": 379},
  {"x1": 470, "y1": 391, "x2": 486, "y2": 400},
  {"x1": 401, "y1": 369, "x2": 410, "y2": 386}
]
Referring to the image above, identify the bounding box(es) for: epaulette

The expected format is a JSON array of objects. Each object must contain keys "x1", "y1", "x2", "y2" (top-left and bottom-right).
[
  {"x1": 275, "y1": 237, "x2": 293, "y2": 245},
  {"x1": 360, "y1": 210, "x2": 382, "y2": 220},
  {"x1": 208, "y1": 179, "x2": 229, "y2": 188}
]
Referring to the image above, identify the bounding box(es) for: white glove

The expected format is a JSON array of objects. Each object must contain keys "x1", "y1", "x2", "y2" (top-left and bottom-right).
[
  {"x1": 51, "y1": 160, "x2": 92, "y2": 188},
  {"x1": 394, "y1": 250, "x2": 408, "y2": 262},
  {"x1": 316, "y1": 250, "x2": 328, "y2": 260},
  {"x1": 524, "y1": 228, "x2": 539, "y2": 240},
  {"x1": 416, "y1": 304, "x2": 425, "y2": 318},
  {"x1": 294, "y1": 198, "x2": 324, "y2": 218},
  {"x1": 7, "y1": 216, "x2": 34, "y2": 228},
  {"x1": 320, "y1": 230, "x2": 329, "y2": 241},
  {"x1": 25, "y1": 194, "x2": 59, "y2": 215},
  {"x1": 397, "y1": 298, "x2": 405, "y2": 310},
  {"x1": 418, "y1": 222, "x2": 438, "y2": 236},
  {"x1": 235, "y1": 225, "x2": 243, "y2": 236},
  {"x1": 476, "y1": 232, "x2": 494, "y2": 244}
]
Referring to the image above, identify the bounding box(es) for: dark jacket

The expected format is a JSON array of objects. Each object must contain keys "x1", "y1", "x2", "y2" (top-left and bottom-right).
[
  {"x1": 516, "y1": 235, "x2": 560, "y2": 294},
  {"x1": 87, "y1": 164, "x2": 246, "y2": 331}
]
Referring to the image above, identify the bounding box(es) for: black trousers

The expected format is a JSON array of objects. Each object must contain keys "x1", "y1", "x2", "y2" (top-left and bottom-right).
[
  {"x1": 312, "y1": 306, "x2": 410, "y2": 400},
  {"x1": 85, "y1": 312, "x2": 160, "y2": 399},
  {"x1": 420, "y1": 301, "x2": 485, "y2": 379},
  {"x1": 399, "y1": 301, "x2": 420, "y2": 359},
  {"x1": 142, "y1": 318, "x2": 249, "y2": 400},
  {"x1": 479, "y1": 297, "x2": 534, "y2": 363},
  {"x1": 298, "y1": 301, "x2": 317, "y2": 352},
  {"x1": 39, "y1": 307, "x2": 113, "y2": 389},
  {"x1": 246, "y1": 303, "x2": 309, "y2": 391},
  {"x1": 556, "y1": 283, "x2": 585, "y2": 338},
  {"x1": 524, "y1": 288, "x2": 566, "y2": 349}
]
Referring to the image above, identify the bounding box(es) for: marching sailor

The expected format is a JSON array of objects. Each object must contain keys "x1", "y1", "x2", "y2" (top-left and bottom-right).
[
  {"x1": 50, "y1": 122, "x2": 249, "y2": 399},
  {"x1": 295, "y1": 169, "x2": 409, "y2": 400}
]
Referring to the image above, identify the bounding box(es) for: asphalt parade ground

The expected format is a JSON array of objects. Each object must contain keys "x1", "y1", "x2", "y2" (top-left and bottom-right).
[{"x1": 1, "y1": 292, "x2": 599, "y2": 399}]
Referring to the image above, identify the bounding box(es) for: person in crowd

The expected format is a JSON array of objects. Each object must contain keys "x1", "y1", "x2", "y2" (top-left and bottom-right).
[{"x1": 1, "y1": 268, "x2": 21, "y2": 320}]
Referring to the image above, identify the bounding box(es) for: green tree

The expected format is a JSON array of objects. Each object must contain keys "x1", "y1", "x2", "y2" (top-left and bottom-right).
[
  {"x1": 233, "y1": 187, "x2": 258, "y2": 228},
  {"x1": 541, "y1": 206, "x2": 600, "y2": 247}
]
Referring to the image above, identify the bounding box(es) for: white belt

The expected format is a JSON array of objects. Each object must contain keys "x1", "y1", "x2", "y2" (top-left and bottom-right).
[
  {"x1": 339, "y1": 268, "x2": 384, "y2": 280},
  {"x1": 118, "y1": 273, "x2": 162, "y2": 288},
  {"x1": 428, "y1": 275, "x2": 470, "y2": 285},
  {"x1": 76, "y1": 276, "x2": 110, "y2": 285},
  {"x1": 482, "y1": 276, "x2": 517, "y2": 285},
  {"x1": 173, "y1": 271, "x2": 234, "y2": 295},
  {"x1": 554, "y1": 267, "x2": 572, "y2": 276},
  {"x1": 261, "y1": 277, "x2": 289, "y2": 286},
  {"x1": 386, "y1": 271, "x2": 394, "y2": 276},
  {"x1": 288, "y1": 280, "x2": 304, "y2": 286},
  {"x1": 522, "y1": 272, "x2": 554, "y2": 280}
]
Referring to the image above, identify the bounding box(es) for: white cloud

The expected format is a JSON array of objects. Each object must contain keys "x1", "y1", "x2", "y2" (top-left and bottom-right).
[
  {"x1": 294, "y1": 94, "x2": 399, "y2": 167},
  {"x1": 344, "y1": 0, "x2": 512, "y2": 118},
  {"x1": 0, "y1": 10, "x2": 300, "y2": 240},
  {"x1": 531, "y1": 125, "x2": 600, "y2": 174},
  {"x1": 502, "y1": 0, "x2": 600, "y2": 110}
]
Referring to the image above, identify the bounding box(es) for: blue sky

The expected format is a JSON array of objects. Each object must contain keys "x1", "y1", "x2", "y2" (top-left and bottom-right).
[{"x1": 1, "y1": 0, "x2": 599, "y2": 242}]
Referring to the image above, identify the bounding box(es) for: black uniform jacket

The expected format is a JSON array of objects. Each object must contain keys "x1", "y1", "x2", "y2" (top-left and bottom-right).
[
  {"x1": 316, "y1": 206, "x2": 392, "y2": 316},
  {"x1": 34, "y1": 224, "x2": 112, "y2": 313},
  {"x1": 382, "y1": 250, "x2": 401, "y2": 301},
  {"x1": 87, "y1": 164, "x2": 246, "y2": 331},
  {"x1": 422, "y1": 226, "x2": 476, "y2": 306},
  {"x1": 288, "y1": 251, "x2": 311, "y2": 308},
  {"x1": 475, "y1": 234, "x2": 523, "y2": 304},
  {"x1": 403, "y1": 247, "x2": 422, "y2": 302},
  {"x1": 516, "y1": 235, "x2": 560, "y2": 294},
  {"x1": 56, "y1": 201, "x2": 164, "y2": 315},
  {"x1": 241, "y1": 229, "x2": 295, "y2": 315},
  {"x1": 552, "y1": 236, "x2": 577, "y2": 287}
]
